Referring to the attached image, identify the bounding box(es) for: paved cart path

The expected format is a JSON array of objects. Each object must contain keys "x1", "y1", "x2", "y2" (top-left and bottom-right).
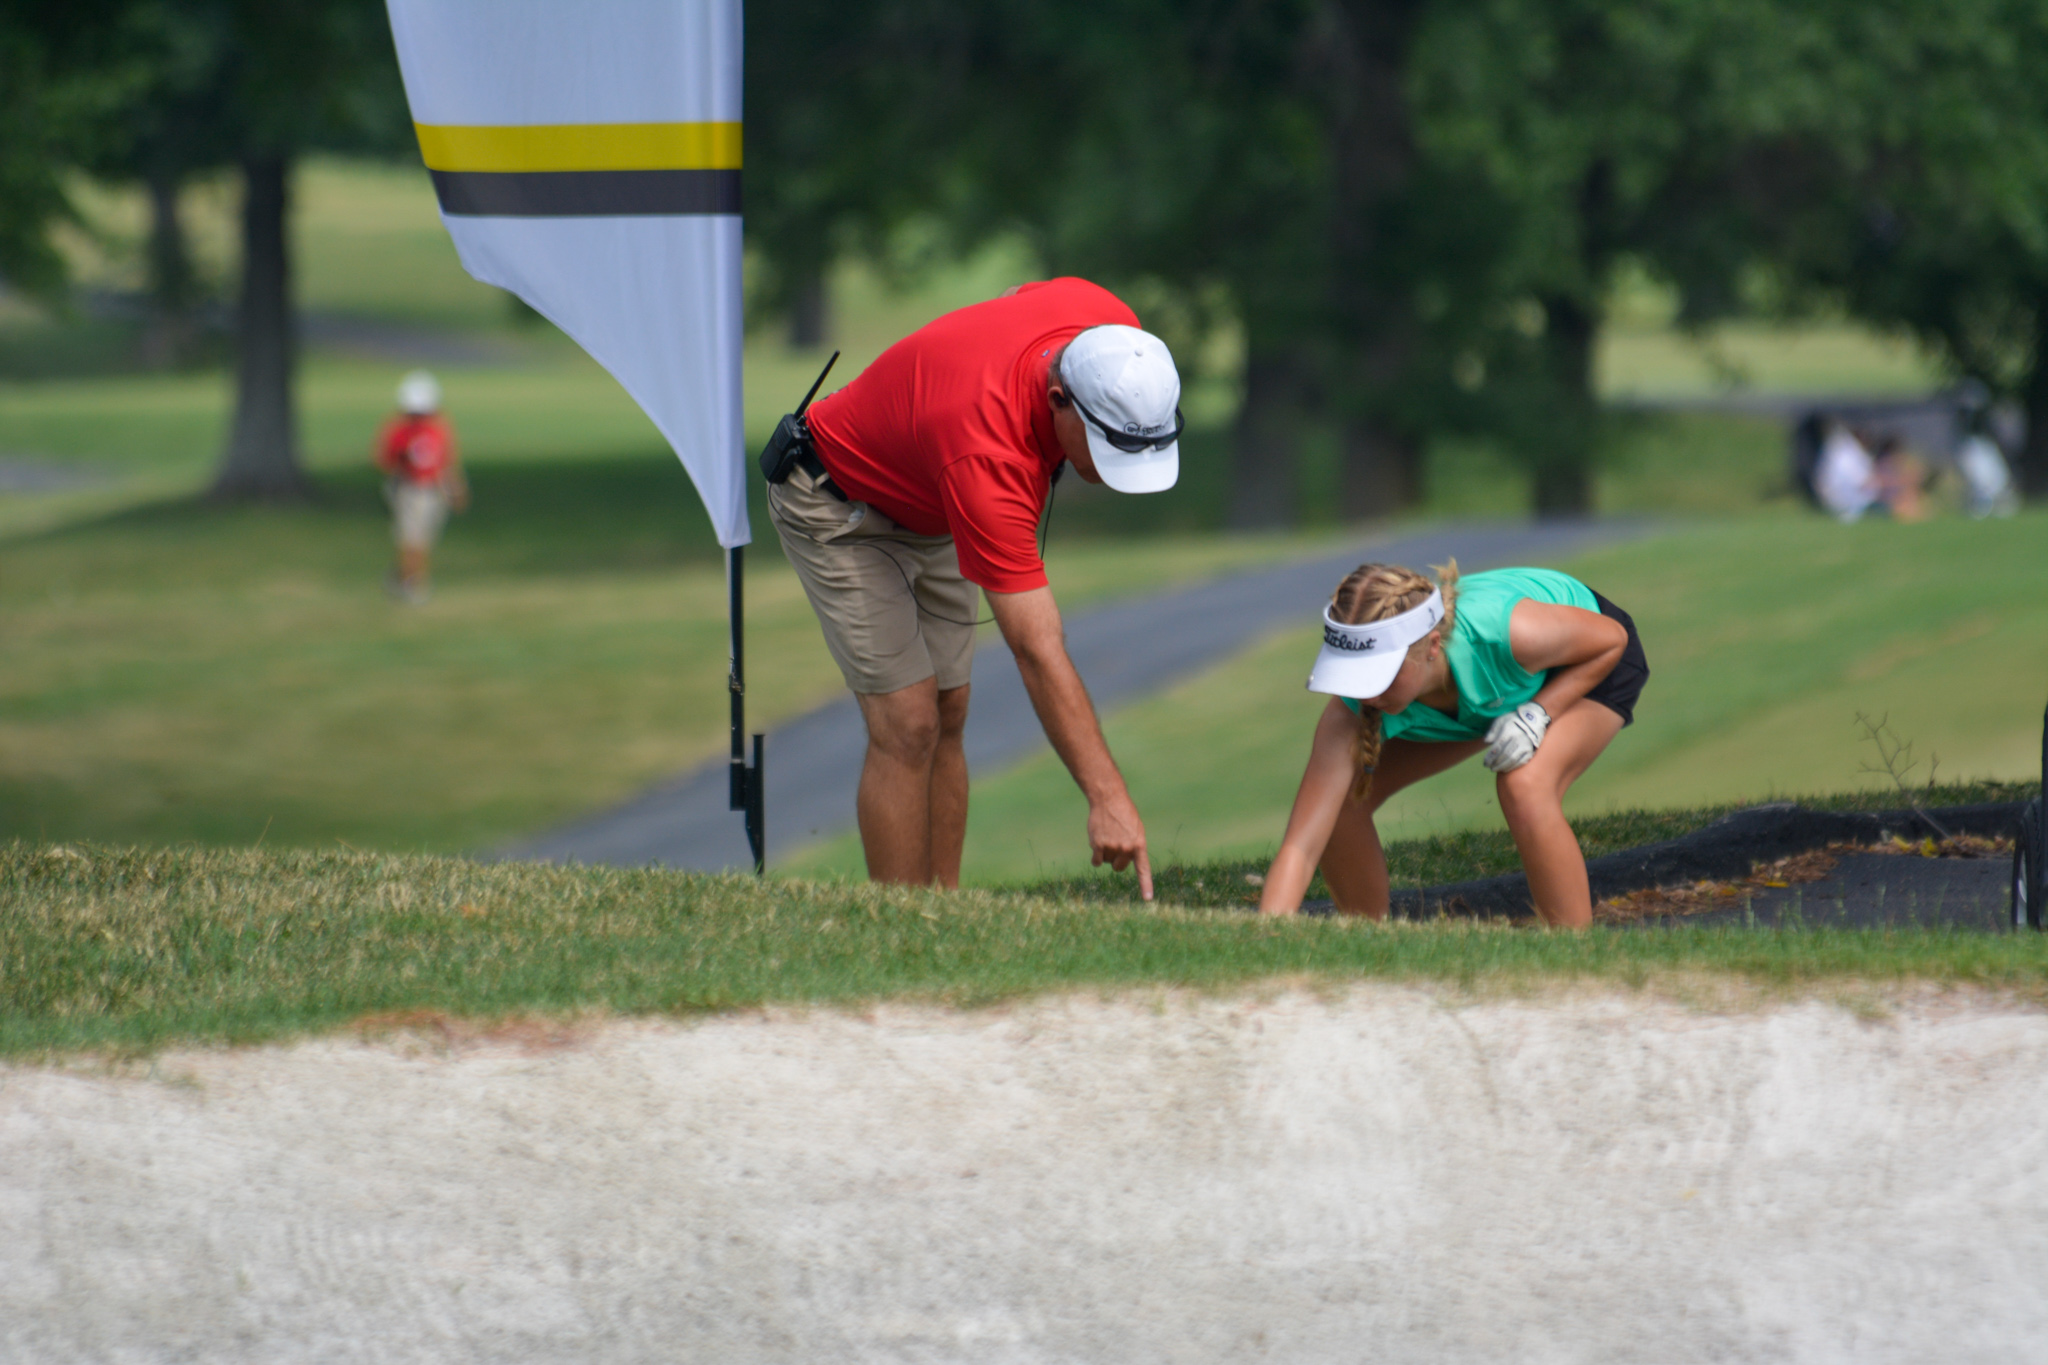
[{"x1": 503, "y1": 518, "x2": 1642, "y2": 871}]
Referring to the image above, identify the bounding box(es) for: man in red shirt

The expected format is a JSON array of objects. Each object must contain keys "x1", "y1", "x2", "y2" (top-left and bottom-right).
[
  {"x1": 373, "y1": 370, "x2": 468, "y2": 604},
  {"x1": 770, "y1": 277, "x2": 1183, "y2": 896}
]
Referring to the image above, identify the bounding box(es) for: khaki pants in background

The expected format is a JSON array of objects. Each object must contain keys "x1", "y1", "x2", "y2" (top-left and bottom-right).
[
  {"x1": 768, "y1": 466, "x2": 980, "y2": 696},
  {"x1": 386, "y1": 480, "x2": 450, "y2": 550}
]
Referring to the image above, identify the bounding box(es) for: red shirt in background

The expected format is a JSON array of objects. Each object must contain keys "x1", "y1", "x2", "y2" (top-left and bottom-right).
[
  {"x1": 804, "y1": 278, "x2": 1140, "y2": 593},
  {"x1": 375, "y1": 414, "x2": 456, "y2": 484}
]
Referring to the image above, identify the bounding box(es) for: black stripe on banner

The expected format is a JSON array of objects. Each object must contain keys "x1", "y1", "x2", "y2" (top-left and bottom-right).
[{"x1": 430, "y1": 168, "x2": 741, "y2": 217}]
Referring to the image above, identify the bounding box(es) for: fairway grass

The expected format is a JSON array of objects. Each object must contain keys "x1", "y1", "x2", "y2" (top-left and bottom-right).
[
  {"x1": 0, "y1": 157, "x2": 2010, "y2": 868},
  {"x1": 6, "y1": 836, "x2": 2045, "y2": 1060},
  {"x1": 0, "y1": 483, "x2": 1308, "y2": 852},
  {"x1": 786, "y1": 510, "x2": 2048, "y2": 883}
]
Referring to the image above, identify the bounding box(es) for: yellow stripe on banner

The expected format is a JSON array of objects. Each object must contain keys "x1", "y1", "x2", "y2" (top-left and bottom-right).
[{"x1": 414, "y1": 122, "x2": 742, "y2": 173}]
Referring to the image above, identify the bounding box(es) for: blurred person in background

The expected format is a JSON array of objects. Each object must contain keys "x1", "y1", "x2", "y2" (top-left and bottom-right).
[
  {"x1": 1870, "y1": 436, "x2": 1930, "y2": 521},
  {"x1": 1790, "y1": 411, "x2": 1827, "y2": 509},
  {"x1": 1956, "y1": 432, "x2": 2018, "y2": 517},
  {"x1": 1813, "y1": 421, "x2": 1878, "y2": 522},
  {"x1": 1954, "y1": 385, "x2": 2020, "y2": 518},
  {"x1": 374, "y1": 370, "x2": 468, "y2": 604}
]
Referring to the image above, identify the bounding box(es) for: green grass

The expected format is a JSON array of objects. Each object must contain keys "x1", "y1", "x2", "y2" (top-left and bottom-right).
[
  {"x1": 789, "y1": 511, "x2": 2048, "y2": 884},
  {"x1": 0, "y1": 464, "x2": 1307, "y2": 851},
  {"x1": 7, "y1": 836, "x2": 2046, "y2": 1060},
  {"x1": 0, "y1": 155, "x2": 1317, "y2": 855},
  {"x1": 0, "y1": 157, "x2": 2012, "y2": 867}
]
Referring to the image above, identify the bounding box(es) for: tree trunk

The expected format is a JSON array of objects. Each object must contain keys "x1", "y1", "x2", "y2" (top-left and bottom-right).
[
  {"x1": 1228, "y1": 346, "x2": 1311, "y2": 528},
  {"x1": 1321, "y1": 0, "x2": 1427, "y2": 519},
  {"x1": 211, "y1": 153, "x2": 311, "y2": 502},
  {"x1": 2019, "y1": 293, "x2": 2048, "y2": 502},
  {"x1": 1339, "y1": 414, "x2": 1422, "y2": 518},
  {"x1": 1531, "y1": 456, "x2": 1592, "y2": 516},
  {"x1": 787, "y1": 265, "x2": 829, "y2": 348},
  {"x1": 141, "y1": 167, "x2": 198, "y2": 370},
  {"x1": 1531, "y1": 292, "x2": 1599, "y2": 517}
]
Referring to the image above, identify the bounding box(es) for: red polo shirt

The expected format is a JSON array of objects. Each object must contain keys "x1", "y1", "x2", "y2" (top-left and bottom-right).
[
  {"x1": 804, "y1": 278, "x2": 1140, "y2": 593},
  {"x1": 375, "y1": 413, "x2": 456, "y2": 484}
]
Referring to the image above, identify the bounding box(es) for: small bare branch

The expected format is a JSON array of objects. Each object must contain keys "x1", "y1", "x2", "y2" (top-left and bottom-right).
[{"x1": 1854, "y1": 711, "x2": 1953, "y2": 840}]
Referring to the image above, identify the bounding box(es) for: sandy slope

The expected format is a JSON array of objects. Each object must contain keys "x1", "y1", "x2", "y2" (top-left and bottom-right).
[{"x1": 5, "y1": 985, "x2": 2046, "y2": 1363}]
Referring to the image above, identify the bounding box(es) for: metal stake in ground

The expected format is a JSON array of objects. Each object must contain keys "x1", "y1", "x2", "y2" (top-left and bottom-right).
[
  {"x1": 730, "y1": 350, "x2": 839, "y2": 875},
  {"x1": 727, "y1": 546, "x2": 764, "y2": 874},
  {"x1": 2014, "y1": 698, "x2": 2046, "y2": 930}
]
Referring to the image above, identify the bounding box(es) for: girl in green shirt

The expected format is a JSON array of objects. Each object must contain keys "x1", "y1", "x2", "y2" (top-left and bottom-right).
[{"x1": 1258, "y1": 560, "x2": 1649, "y2": 927}]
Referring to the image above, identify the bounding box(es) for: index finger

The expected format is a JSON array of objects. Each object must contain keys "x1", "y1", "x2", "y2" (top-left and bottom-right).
[{"x1": 1137, "y1": 845, "x2": 1153, "y2": 901}]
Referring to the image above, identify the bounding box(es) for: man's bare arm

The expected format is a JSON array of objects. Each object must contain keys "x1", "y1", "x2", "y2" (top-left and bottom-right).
[{"x1": 985, "y1": 585, "x2": 1152, "y2": 898}]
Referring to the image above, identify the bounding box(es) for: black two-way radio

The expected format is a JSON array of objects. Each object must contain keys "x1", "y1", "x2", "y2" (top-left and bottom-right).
[{"x1": 758, "y1": 350, "x2": 839, "y2": 485}]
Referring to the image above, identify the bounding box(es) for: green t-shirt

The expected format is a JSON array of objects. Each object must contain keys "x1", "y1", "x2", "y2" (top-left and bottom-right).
[{"x1": 1339, "y1": 567, "x2": 1597, "y2": 743}]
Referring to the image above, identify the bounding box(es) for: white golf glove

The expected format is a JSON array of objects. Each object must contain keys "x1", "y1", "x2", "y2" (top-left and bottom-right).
[{"x1": 1483, "y1": 702, "x2": 1550, "y2": 773}]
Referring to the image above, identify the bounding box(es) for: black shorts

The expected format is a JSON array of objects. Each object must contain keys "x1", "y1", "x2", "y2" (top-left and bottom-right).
[{"x1": 1581, "y1": 591, "x2": 1649, "y2": 726}]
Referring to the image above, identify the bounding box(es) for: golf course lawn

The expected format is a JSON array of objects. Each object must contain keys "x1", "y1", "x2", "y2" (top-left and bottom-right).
[
  {"x1": 0, "y1": 474, "x2": 1319, "y2": 852},
  {"x1": 1, "y1": 156, "x2": 1991, "y2": 865},
  {"x1": 787, "y1": 510, "x2": 2048, "y2": 884},
  {"x1": 5, "y1": 837, "x2": 2045, "y2": 1059}
]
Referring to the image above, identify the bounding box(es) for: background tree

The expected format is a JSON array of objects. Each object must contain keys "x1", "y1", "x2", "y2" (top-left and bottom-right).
[
  {"x1": 1406, "y1": 0, "x2": 1822, "y2": 513},
  {"x1": 0, "y1": 2, "x2": 133, "y2": 301},
  {"x1": 1766, "y1": 0, "x2": 2048, "y2": 500},
  {"x1": 746, "y1": 0, "x2": 911, "y2": 347},
  {"x1": 76, "y1": 2, "x2": 239, "y2": 368},
  {"x1": 198, "y1": 0, "x2": 409, "y2": 502},
  {"x1": 866, "y1": 0, "x2": 1456, "y2": 526}
]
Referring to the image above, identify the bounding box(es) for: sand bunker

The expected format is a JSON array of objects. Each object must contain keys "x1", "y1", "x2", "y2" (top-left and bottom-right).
[{"x1": 6, "y1": 986, "x2": 2047, "y2": 1362}]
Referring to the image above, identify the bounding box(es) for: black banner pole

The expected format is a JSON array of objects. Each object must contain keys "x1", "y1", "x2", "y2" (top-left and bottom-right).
[{"x1": 727, "y1": 543, "x2": 764, "y2": 874}]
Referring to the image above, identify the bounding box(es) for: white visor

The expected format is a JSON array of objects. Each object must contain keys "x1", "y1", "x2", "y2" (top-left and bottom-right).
[{"x1": 1305, "y1": 589, "x2": 1444, "y2": 699}]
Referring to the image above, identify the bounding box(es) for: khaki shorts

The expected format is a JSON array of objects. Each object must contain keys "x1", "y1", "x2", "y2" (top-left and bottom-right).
[
  {"x1": 387, "y1": 480, "x2": 449, "y2": 550},
  {"x1": 768, "y1": 465, "x2": 980, "y2": 695}
]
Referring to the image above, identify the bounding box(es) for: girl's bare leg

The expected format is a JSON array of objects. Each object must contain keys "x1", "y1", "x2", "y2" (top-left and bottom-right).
[
  {"x1": 1321, "y1": 737, "x2": 1485, "y2": 918},
  {"x1": 1494, "y1": 700, "x2": 1625, "y2": 927}
]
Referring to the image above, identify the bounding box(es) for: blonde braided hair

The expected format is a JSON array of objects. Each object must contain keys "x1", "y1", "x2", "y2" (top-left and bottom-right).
[{"x1": 1331, "y1": 559, "x2": 1460, "y2": 801}]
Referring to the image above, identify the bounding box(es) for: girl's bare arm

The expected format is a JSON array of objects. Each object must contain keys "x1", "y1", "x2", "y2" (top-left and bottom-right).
[
  {"x1": 1259, "y1": 697, "x2": 1365, "y2": 915},
  {"x1": 1507, "y1": 601, "x2": 1626, "y2": 718}
]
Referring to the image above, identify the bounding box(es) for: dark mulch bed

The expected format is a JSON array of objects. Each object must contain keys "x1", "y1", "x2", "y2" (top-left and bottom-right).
[
  {"x1": 1627, "y1": 851, "x2": 2012, "y2": 932},
  {"x1": 1305, "y1": 802, "x2": 2027, "y2": 931}
]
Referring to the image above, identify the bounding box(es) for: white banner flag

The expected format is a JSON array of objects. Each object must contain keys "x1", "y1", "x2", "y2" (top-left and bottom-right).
[{"x1": 385, "y1": 0, "x2": 748, "y2": 547}]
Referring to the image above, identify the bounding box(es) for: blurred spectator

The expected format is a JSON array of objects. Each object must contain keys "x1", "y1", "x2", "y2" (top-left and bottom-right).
[
  {"x1": 373, "y1": 371, "x2": 468, "y2": 604},
  {"x1": 1956, "y1": 432, "x2": 2018, "y2": 517},
  {"x1": 1952, "y1": 384, "x2": 2019, "y2": 518},
  {"x1": 1870, "y1": 436, "x2": 1930, "y2": 521},
  {"x1": 1790, "y1": 411, "x2": 1826, "y2": 508},
  {"x1": 1812, "y1": 421, "x2": 1877, "y2": 521}
]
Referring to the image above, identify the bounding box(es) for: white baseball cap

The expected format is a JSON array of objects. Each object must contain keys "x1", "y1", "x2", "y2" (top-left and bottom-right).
[
  {"x1": 397, "y1": 370, "x2": 441, "y2": 415},
  {"x1": 1059, "y1": 325, "x2": 1182, "y2": 493},
  {"x1": 1305, "y1": 589, "x2": 1444, "y2": 700}
]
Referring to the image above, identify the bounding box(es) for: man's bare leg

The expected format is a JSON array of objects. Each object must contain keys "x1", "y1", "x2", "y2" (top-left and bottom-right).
[
  {"x1": 929, "y1": 684, "x2": 971, "y2": 887},
  {"x1": 856, "y1": 678, "x2": 942, "y2": 883},
  {"x1": 397, "y1": 545, "x2": 430, "y2": 590}
]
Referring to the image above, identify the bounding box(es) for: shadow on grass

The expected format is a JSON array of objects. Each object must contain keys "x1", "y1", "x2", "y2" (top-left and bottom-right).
[
  {"x1": 18, "y1": 426, "x2": 1254, "y2": 588},
  {"x1": 15, "y1": 452, "x2": 776, "y2": 583}
]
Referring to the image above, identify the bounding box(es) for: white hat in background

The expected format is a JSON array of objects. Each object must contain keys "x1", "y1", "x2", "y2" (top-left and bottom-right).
[
  {"x1": 1305, "y1": 589, "x2": 1444, "y2": 700},
  {"x1": 397, "y1": 371, "x2": 441, "y2": 415},
  {"x1": 1058, "y1": 325, "x2": 1182, "y2": 493}
]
